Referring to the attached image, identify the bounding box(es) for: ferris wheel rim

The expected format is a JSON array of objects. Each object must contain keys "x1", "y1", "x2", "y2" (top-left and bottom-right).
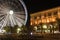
[{"x1": 19, "y1": 0, "x2": 28, "y2": 25}]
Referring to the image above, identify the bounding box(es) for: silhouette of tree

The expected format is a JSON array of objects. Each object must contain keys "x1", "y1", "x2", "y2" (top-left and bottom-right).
[
  {"x1": 56, "y1": 18, "x2": 60, "y2": 31},
  {"x1": 3, "y1": 26, "x2": 11, "y2": 33}
]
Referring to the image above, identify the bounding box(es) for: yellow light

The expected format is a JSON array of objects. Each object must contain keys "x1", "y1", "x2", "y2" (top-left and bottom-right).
[
  {"x1": 54, "y1": 31, "x2": 59, "y2": 33},
  {"x1": 42, "y1": 19, "x2": 46, "y2": 23},
  {"x1": 45, "y1": 30, "x2": 48, "y2": 33},
  {"x1": 17, "y1": 28, "x2": 21, "y2": 31},
  {"x1": 58, "y1": 12, "x2": 60, "y2": 18},
  {"x1": 0, "y1": 29, "x2": 6, "y2": 33},
  {"x1": 45, "y1": 30, "x2": 50, "y2": 33},
  {"x1": 52, "y1": 18, "x2": 55, "y2": 22},
  {"x1": 2, "y1": 30, "x2": 6, "y2": 33},
  {"x1": 34, "y1": 26, "x2": 37, "y2": 30},
  {"x1": 37, "y1": 16, "x2": 40, "y2": 19},
  {"x1": 35, "y1": 20, "x2": 37, "y2": 24},
  {"x1": 17, "y1": 28, "x2": 21, "y2": 33},
  {"x1": 30, "y1": 22, "x2": 33, "y2": 25},
  {"x1": 41, "y1": 16, "x2": 44, "y2": 18},
  {"x1": 50, "y1": 25, "x2": 53, "y2": 28},
  {"x1": 38, "y1": 20, "x2": 41, "y2": 24},
  {"x1": 43, "y1": 25, "x2": 47, "y2": 29},
  {"x1": 47, "y1": 19, "x2": 49, "y2": 23}
]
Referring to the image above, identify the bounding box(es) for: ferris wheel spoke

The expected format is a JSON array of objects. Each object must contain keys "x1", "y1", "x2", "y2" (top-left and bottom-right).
[
  {"x1": 15, "y1": 16, "x2": 25, "y2": 25},
  {"x1": 8, "y1": 1, "x2": 21, "y2": 11},
  {"x1": 16, "y1": 16, "x2": 25, "y2": 20},
  {"x1": 0, "y1": 1, "x2": 13, "y2": 12},
  {"x1": 0, "y1": 16, "x2": 6, "y2": 26},
  {"x1": 8, "y1": 15, "x2": 17, "y2": 26},
  {"x1": 0, "y1": 7, "x2": 5, "y2": 12},
  {"x1": 0, "y1": 15, "x2": 6, "y2": 21},
  {"x1": 15, "y1": 19, "x2": 22, "y2": 27},
  {"x1": 13, "y1": 15, "x2": 22, "y2": 27},
  {"x1": 0, "y1": 15, "x2": 7, "y2": 23},
  {"x1": 0, "y1": 14, "x2": 6, "y2": 17},
  {"x1": 14, "y1": 12, "x2": 25, "y2": 17},
  {"x1": 14, "y1": 11, "x2": 25, "y2": 15},
  {"x1": 0, "y1": 11, "x2": 7, "y2": 14},
  {"x1": 14, "y1": 14, "x2": 25, "y2": 20},
  {"x1": 0, "y1": 14, "x2": 5, "y2": 17},
  {"x1": 11, "y1": 1, "x2": 19, "y2": 9},
  {"x1": 0, "y1": 15, "x2": 9, "y2": 29},
  {"x1": 0, "y1": 4, "x2": 7, "y2": 11},
  {"x1": 1, "y1": 18, "x2": 7, "y2": 29},
  {"x1": 0, "y1": 7, "x2": 4, "y2": 11}
]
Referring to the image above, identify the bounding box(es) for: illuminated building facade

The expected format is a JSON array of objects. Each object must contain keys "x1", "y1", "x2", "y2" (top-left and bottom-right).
[{"x1": 30, "y1": 7, "x2": 60, "y2": 34}]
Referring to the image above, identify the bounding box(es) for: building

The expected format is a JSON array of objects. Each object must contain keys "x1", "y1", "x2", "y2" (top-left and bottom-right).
[{"x1": 30, "y1": 7, "x2": 60, "y2": 34}]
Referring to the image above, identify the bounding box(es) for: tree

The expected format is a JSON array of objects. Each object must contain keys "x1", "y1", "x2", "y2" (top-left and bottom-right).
[
  {"x1": 3, "y1": 26, "x2": 11, "y2": 33},
  {"x1": 10, "y1": 25, "x2": 20, "y2": 33},
  {"x1": 21, "y1": 25, "x2": 28, "y2": 34},
  {"x1": 56, "y1": 18, "x2": 60, "y2": 31}
]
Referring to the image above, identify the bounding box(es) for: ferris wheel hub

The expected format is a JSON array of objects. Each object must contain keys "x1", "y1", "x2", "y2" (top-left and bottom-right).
[{"x1": 9, "y1": 10, "x2": 14, "y2": 15}]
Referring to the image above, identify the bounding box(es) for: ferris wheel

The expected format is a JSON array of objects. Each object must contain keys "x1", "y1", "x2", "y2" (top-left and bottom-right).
[{"x1": 0, "y1": 0, "x2": 28, "y2": 30}]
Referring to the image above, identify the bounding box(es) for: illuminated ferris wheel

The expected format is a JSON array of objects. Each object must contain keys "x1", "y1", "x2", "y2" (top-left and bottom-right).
[{"x1": 0, "y1": 0, "x2": 28, "y2": 30}]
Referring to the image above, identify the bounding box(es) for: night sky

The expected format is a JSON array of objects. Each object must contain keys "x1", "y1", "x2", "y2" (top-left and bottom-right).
[{"x1": 23, "y1": 0, "x2": 60, "y2": 14}]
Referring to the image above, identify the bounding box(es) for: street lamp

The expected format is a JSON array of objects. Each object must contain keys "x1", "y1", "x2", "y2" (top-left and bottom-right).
[
  {"x1": 43, "y1": 25, "x2": 47, "y2": 29},
  {"x1": 17, "y1": 28, "x2": 21, "y2": 33}
]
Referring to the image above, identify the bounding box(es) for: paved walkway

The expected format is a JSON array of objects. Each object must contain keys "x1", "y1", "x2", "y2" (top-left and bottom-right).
[{"x1": 0, "y1": 33, "x2": 60, "y2": 40}]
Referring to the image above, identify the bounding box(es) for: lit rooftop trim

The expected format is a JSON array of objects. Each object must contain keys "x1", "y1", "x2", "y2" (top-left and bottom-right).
[{"x1": 30, "y1": 6, "x2": 60, "y2": 17}]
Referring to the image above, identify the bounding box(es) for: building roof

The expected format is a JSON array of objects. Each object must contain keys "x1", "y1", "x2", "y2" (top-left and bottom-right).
[{"x1": 30, "y1": 7, "x2": 60, "y2": 17}]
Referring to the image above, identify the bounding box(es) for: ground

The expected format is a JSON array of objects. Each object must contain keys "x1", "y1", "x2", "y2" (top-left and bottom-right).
[{"x1": 0, "y1": 33, "x2": 60, "y2": 40}]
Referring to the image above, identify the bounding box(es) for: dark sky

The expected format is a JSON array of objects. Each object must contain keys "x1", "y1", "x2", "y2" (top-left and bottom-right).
[{"x1": 23, "y1": 0, "x2": 60, "y2": 14}]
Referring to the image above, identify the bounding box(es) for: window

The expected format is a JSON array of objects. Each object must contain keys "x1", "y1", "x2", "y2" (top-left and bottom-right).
[
  {"x1": 34, "y1": 17, "x2": 37, "y2": 19},
  {"x1": 39, "y1": 15, "x2": 41, "y2": 19},
  {"x1": 37, "y1": 16, "x2": 40, "y2": 19},
  {"x1": 48, "y1": 13, "x2": 51, "y2": 16},
  {"x1": 44, "y1": 14, "x2": 46, "y2": 17},
  {"x1": 53, "y1": 11, "x2": 57, "y2": 15}
]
